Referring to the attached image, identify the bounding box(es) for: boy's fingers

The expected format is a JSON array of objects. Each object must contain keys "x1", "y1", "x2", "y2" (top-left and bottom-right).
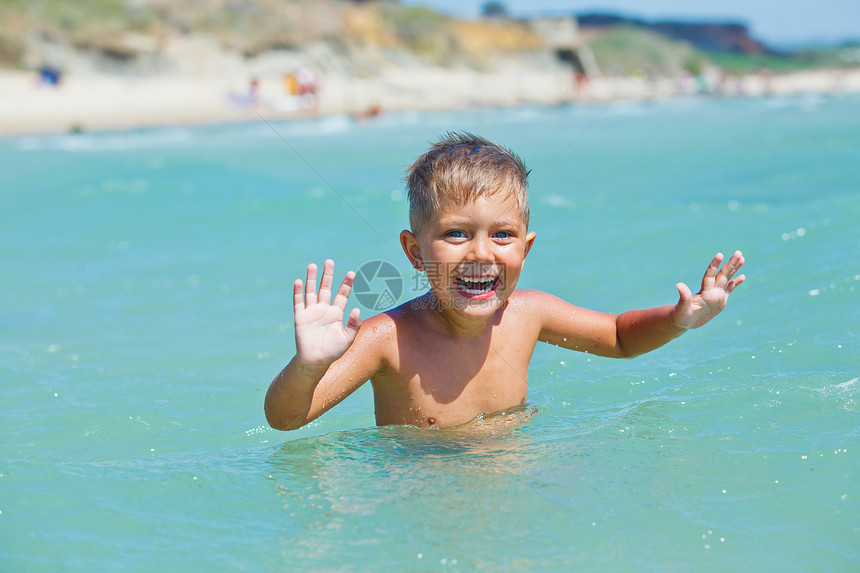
[
  {"x1": 318, "y1": 259, "x2": 335, "y2": 305},
  {"x1": 305, "y1": 263, "x2": 318, "y2": 306},
  {"x1": 705, "y1": 252, "x2": 724, "y2": 276},
  {"x1": 729, "y1": 251, "x2": 745, "y2": 275},
  {"x1": 293, "y1": 279, "x2": 304, "y2": 311},
  {"x1": 727, "y1": 274, "x2": 746, "y2": 293},
  {"x1": 676, "y1": 282, "x2": 692, "y2": 304},
  {"x1": 716, "y1": 250, "x2": 744, "y2": 286},
  {"x1": 700, "y1": 252, "x2": 723, "y2": 290},
  {"x1": 345, "y1": 307, "x2": 362, "y2": 336},
  {"x1": 332, "y1": 270, "x2": 356, "y2": 310}
]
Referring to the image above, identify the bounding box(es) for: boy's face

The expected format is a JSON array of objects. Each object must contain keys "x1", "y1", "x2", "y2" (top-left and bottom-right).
[{"x1": 401, "y1": 191, "x2": 536, "y2": 320}]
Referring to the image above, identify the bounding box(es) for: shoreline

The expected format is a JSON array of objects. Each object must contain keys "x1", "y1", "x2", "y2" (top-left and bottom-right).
[{"x1": 2, "y1": 66, "x2": 859, "y2": 138}]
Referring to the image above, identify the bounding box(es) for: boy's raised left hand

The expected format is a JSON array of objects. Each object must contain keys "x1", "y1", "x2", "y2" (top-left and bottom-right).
[{"x1": 673, "y1": 251, "x2": 745, "y2": 330}]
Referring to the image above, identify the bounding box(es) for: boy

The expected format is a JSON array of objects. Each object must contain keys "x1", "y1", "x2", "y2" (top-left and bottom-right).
[{"x1": 265, "y1": 133, "x2": 745, "y2": 430}]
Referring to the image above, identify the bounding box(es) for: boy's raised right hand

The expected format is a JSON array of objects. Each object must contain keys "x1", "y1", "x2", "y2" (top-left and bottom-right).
[{"x1": 293, "y1": 259, "x2": 362, "y2": 369}]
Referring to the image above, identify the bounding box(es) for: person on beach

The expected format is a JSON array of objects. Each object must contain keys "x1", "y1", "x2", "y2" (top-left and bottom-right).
[{"x1": 264, "y1": 132, "x2": 746, "y2": 430}]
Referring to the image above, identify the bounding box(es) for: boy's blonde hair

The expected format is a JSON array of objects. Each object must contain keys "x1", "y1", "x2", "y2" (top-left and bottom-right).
[{"x1": 405, "y1": 132, "x2": 530, "y2": 233}]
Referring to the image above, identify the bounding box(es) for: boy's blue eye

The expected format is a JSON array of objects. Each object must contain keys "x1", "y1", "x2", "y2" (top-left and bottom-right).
[
  {"x1": 446, "y1": 230, "x2": 467, "y2": 238},
  {"x1": 494, "y1": 231, "x2": 512, "y2": 239}
]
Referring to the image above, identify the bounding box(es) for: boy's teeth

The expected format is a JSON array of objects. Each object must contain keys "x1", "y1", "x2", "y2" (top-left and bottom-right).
[{"x1": 457, "y1": 277, "x2": 496, "y2": 294}]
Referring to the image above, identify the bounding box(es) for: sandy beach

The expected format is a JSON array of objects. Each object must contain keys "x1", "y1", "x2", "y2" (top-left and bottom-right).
[{"x1": 2, "y1": 64, "x2": 859, "y2": 137}]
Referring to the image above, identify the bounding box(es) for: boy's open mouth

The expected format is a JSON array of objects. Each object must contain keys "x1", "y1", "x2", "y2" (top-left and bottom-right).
[{"x1": 454, "y1": 276, "x2": 499, "y2": 297}]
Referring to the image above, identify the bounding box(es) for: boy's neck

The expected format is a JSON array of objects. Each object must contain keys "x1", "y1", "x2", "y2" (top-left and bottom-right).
[{"x1": 418, "y1": 291, "x2": 505, "y2": 338}]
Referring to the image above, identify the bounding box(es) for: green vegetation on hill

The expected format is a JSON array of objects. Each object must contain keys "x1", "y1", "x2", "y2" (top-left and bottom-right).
[
  {"x1": 383, "y1": 5, "x2": 449, "y2": 57},
  {"x1": 0, "y1": 0, "x2": 155, "y2": 65},
  {"x1": 0, "y1": 0, "x2": 129, "y2": 28},
  {"x1": 585, "y1": 26, "x2": 700, "y2": 77},
  {"x1": 0, "y1": 0, "x2": 343, "y2": 61},
  {"x1": 0, "y1": 0, "x2": 854, "y2": 75},
  {"x1": 707, "y1": 48, "x2": 853, "y2": 74},
  {"x1": 0, "y1": 0, "x2": 543, "y2": 70},
  {"x1": 585, "y1": 24, "x2": 857, "y2": 77}
]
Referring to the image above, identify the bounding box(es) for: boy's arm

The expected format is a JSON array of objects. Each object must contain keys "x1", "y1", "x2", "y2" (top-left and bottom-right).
[
  {"x1": 536, "y1": 251, "x2": 745, "y2": 358},
  {"x1": 264, "y1": 260, "x2": 384, "y2": 430}
]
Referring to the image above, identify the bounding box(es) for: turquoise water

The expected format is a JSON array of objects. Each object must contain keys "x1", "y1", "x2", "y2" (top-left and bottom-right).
[{"x1": 1, "y1": 95, "x2": 858, "y2": 571}]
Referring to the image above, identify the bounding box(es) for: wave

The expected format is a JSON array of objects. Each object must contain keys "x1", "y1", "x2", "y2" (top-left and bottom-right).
[{"x1": 15, "y1": 127, "x2": 195, "y2": 152}]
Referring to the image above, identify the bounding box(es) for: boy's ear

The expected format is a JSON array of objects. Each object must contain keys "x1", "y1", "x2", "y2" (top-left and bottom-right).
[
  {"x1": 521, "y1": 231, "x2": 537, "y2": 268},
  {"x1": 400, "y1": 229, "x2": 424, "y2": 270}
]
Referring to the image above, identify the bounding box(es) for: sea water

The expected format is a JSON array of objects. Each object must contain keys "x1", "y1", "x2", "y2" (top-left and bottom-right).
[{"x1": 1, "y1": 95, "x2": 858, "y2": 571}]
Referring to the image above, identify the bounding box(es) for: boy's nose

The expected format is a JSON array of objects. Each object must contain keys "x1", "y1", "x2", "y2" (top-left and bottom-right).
[{"x1": 467, "y1": 236, "x2": 493, "y2": 261}]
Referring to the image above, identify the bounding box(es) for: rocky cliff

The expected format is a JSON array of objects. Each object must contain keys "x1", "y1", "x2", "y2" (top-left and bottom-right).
[{"x1": 0, "y1": 0, "x2": 544, "y2": 75}]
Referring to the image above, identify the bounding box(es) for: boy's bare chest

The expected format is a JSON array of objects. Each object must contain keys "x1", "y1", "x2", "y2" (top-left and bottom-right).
[{"x1": 374, "y1": 330, "x2": 535, "y2": 427}]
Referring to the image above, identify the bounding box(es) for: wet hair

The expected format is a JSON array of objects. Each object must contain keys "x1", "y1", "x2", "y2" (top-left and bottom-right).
[{"x1": 405, "y1": 132, "x2": 530, "y2": 233}]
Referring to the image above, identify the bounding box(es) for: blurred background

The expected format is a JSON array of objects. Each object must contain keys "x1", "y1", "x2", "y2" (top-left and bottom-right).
[
  {"x1": 3, "y1": 4, "x2": 859, "y2": 571},
  {"x1": 0, "y1": 0, "x2": 858, "y2": 134}
]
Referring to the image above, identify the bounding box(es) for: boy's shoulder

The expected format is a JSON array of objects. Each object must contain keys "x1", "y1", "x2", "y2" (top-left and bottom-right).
[
  {"x1": 351, "y1": 298, "x2": 433, "y2": 374},
  {"x1": 356, "y1": 309, "x2": 399, "y2": 341},
  {"x1": 508, "y1": 289, "x2": 583, "y2": 330},
  {"x1": 352, "y1": 300, "x2": 417, "y2": 351},
  {"x1": 509, "y1": 288, "x2": 544, "y2": 301},
  {"x1": 508, "y1": 288, "x2": 556, "y2": 310}
]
